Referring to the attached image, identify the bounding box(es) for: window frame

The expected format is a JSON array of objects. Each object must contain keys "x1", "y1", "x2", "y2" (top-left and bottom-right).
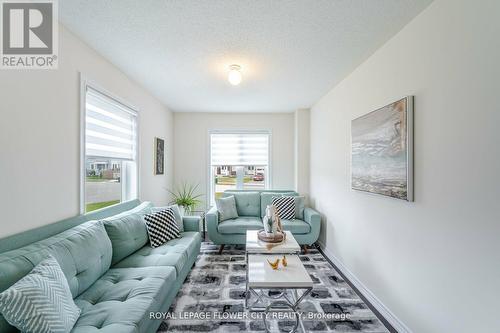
[
  {"x1": 207, "y1": 129, "x2": 272, "y2": 208},
  {"x1": 80, "y1": 75, "x2": 140, "y2": 214}
]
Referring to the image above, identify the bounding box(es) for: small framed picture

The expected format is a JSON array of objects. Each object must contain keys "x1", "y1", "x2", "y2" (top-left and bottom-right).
[{"x1": 154, "y1": 137, "x2": 165, "y2": 175}]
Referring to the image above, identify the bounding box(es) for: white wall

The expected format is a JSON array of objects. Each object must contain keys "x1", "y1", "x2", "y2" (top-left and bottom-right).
[
  {"x1": 310, "y1": 0, "x2": 500, "y2": 332},
  {"x1": 294, "y1": 108, "x2": 310, "y2": 198},
  {"x1": 173, "y1": 112, "x2": 295, "y2": 208},
  {"x1": 0, "y1": 25, "x2": 174, "y2": 238}
]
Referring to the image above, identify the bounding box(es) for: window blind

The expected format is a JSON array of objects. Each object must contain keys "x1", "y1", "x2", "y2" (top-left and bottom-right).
[
  {"x1": 210, "y1": 133, "x2": 269, "y2": 166},
  {"x1": 85, "y1": 87, "x2": 137, "y2": 160}
]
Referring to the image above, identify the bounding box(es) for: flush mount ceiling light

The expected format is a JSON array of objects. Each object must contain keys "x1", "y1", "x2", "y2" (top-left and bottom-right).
[{"x1": 228, "y1": 64, "x2": 242, "y2": 85}]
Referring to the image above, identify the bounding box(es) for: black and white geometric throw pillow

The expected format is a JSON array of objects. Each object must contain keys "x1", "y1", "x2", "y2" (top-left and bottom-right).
[
  {"x1": 272, "y1": 196, "x2": 296, "y2": 220},
  {"x1": 143, "y1": 208, "x2": 180, "y2": 248}
]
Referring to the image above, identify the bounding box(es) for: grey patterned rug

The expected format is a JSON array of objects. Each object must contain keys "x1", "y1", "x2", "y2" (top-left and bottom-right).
[{"x1": 158, "y1": 243, "x2": 390, "y2": 333}]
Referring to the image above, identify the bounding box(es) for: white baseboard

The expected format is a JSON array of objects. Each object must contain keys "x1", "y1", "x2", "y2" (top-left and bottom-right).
[{"x1": 317, "y1": 240, "x2": 412, "y2": 333}]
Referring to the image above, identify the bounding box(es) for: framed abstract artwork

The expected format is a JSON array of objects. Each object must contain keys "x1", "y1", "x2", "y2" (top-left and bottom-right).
[
  {"x1": 154, "y1": 137, "x2": 165, "y2": 175},
  {"x1": 351, "y1": 96, "x2": 413, "y2": 201}
]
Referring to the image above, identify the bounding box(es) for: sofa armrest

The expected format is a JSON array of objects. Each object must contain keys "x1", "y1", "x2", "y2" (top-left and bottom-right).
[
  {"x1": 304, "y1": 207, "x2": 321, "y2": 229},
  {"x1": 303, "y1": 207, "x2": 321, "y2": 245},
  {"x1": 206, "y1": 206, "x2": 219, "y2": 225},
  {"x1": 183, "y1": 216, "x2": 201, "y2": 232},
  {"x1": 206, "y1": 206, "x2": 220, "y2": 232}
]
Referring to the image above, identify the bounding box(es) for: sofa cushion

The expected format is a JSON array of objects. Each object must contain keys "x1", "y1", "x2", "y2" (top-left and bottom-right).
[
  {"x1": 144, "y1": 209, "x2": 181, "y2": 248},
  {"x1": 164, "y1": 232, "x2": 201, "y2": 259},
  {"x1": 101, "y1": 202, "x2": 153, "y2": 265},
  {"x1": 223, "y1": 191, "x2": 260, "y2": 216},
  {"x1": 0, "y1": 221, "x2": 112, "y2": 332},
  {"x1": 294, "y1": 196, "x2": 306, "y2": 220},
  {"x1": 280, "y1": 219, "x2": 311, "y2": 234},
  {"x1": 0, "y1": 256, "x2": 80, "y2": 333},
  {"x1": 151, "y1": 204, "x2": 184, "y2": 232},
  {"x1": 73, "y1": 266, "x2": 175, "y2": 333},
  {"x1": 272, "y1": 196, "x2": 296, "y2": 220},
  {"x1": 216, "y1": 195, "x2": 239, "y2": 222},
  {"x1": 0, "y1": 221, "x2": 112, "y2": 299},
  {"x1": 113, "y1": 232, "x2": 201, "y2": 278},
  {"x1": 261, "y1": 193, "x2": 305, "y2": 220},
  {"x1": 260, "y1": 192, "x2": 296, "y2": 217},
  {"x1": 103, "y1": 213, "x2": 149, "y2": 265},
  {"x1": 218, "y1": 217, "x2": 263, "y2": 234}
]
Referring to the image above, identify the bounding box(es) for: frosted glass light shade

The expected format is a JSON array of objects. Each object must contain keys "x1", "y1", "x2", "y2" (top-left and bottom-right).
[{"x1": 228, "y1": 65, "x2": 242, "y2": 85}]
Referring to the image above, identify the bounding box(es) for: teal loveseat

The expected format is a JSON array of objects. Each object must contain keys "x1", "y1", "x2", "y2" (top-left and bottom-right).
[
  {"x1": 0, "y1": 200, "x2": 201, "y2": 333},
  {"x1": 206, "y1": 190, "x2": 320, "y2": 253}
]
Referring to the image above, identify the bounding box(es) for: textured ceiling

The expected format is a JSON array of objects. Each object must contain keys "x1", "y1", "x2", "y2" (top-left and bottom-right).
[{"x1": 60, "y1": 0, "x2": 432, "y2": 112}]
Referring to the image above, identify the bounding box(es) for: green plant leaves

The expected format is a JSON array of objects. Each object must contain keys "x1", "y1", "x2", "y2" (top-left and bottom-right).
[{"x1": 167, "y1": 182, "x2": 203, "y2": 211}]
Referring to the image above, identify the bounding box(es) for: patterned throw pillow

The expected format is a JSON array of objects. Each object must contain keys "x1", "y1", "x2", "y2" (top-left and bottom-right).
[
  {"x1": 144, "y1": 208, "x2": 181, "y2": 247},
  {"x1": 151, "y1": 204, "x2": 184, "y2": 232},
  {"x1": 272, "y1": 196, "x2": 296, "y2": 220},
  {"x1": 0, "y1": 255, "x2": 81, "y2": 333}
]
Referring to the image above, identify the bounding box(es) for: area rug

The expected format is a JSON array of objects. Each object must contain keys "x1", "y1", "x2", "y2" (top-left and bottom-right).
[{"x1": 158, "y1": 243, "x2": 390, "y2": 333}]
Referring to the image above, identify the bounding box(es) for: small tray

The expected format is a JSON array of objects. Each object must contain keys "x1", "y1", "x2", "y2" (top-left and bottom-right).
[{"x1": 257, "y1": 229, "x2": 286, "y2": 243}]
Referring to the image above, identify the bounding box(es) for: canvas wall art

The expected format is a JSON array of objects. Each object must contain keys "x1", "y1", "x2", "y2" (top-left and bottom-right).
[
  {"x1": 154, "y1": 137, "x2": 165, "y2": 175},
  {"x1": 351, "y1": 96, "x2": 413, "y2": 201}
]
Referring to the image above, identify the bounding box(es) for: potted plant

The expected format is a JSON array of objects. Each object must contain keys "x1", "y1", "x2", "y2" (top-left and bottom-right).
[{"x1": 167, "y1": 182, "x2": 203, "y2": 215}]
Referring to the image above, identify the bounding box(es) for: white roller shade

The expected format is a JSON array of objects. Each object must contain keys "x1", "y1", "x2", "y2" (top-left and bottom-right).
[
  {"x1": 211, "y1": 133, "x2": 269, "y2": 166},
  {"x1": 85, "y1": 87, "x2": 137, "y2": 160}
]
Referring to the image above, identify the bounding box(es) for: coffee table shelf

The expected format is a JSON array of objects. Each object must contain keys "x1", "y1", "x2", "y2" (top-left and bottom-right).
[{"x1": 247, "y1": 254, "x2": 313, "y2": 289}]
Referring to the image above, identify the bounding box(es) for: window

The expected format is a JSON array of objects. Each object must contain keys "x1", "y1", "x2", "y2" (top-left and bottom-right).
[
  {"x1": 81, "y1": 84, "x2": 138, "y2": 213},
  {"x1": 209, "y1": 131, "x2": 270, "y2": 205}
]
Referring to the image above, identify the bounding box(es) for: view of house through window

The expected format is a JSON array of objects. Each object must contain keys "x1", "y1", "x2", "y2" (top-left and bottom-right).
[
  {"x1": 83, "y1": 85, "x2": 138, "y2": 212},
  {"x1": 210, "y1": 132, "x2": 270, "y2": 205},
  {"x1": 85, "y1": 158, "x2": 122, "y2": 212}
]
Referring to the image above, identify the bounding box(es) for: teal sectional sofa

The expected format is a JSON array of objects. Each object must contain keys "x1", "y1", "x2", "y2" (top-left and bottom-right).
[
  {"x1": 0, "y1": 200, "x2": 201, "y2": 333},
  {"x1": 206, "y1": 190, "x2": 321, "y2": 252}
]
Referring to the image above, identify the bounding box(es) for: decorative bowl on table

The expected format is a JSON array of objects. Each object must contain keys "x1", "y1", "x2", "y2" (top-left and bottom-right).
[{"x1": 257, "y1": 229, "x2": 286, "y2": 243}]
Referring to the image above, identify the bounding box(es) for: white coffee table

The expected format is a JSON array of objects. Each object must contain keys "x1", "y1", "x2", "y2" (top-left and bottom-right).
[
  {"x1": 245, "y1": 231, "x2": 312, "y2": 333},
  {"x1": 245, "y1": 230, "x2": 301, "y2": 309}
]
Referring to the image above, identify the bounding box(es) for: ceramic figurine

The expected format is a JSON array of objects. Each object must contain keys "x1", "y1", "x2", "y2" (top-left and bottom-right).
[
  {"x1": 263, "y1": 205, "x2": 279, "y2": 235},
  {"x1": 263, "y1": 215, "x2": 273, "y2": 235},
  {"x1": 267, "y1": 258, "x2": 280, "y2": 270},
  {"x1": 282, "y1": 255, "x2": 288, "y2": 267}
]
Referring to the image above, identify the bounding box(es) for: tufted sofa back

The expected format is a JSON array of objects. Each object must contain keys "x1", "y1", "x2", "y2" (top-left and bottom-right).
[
  {"x1": 221, "y1": 190, "x2": 298, "y2": 217},
  {"x1": 0, "y1": 220, "x2": 113, "y2": 297},
  {"x1": 0, "y1": 221, "x2": 112, "y2": 332},
  {"x1": 221, "y1": 191, "x2": 261, "y2": 216}
]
